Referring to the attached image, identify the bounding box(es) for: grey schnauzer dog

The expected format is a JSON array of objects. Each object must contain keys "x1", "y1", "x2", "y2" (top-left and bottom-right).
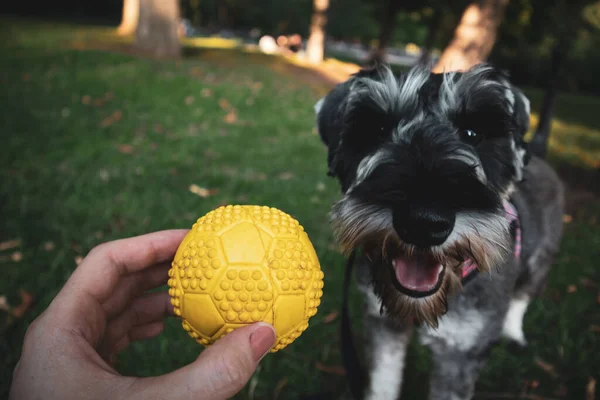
[{"x1": 313, "y1": 64, "x2": 565, "y2": 399}]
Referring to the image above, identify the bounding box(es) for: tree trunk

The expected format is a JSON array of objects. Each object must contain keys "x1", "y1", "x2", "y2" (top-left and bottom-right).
[
  {"x1": 417, "y1": 9, "x2": 442, "y2": 67},
  {"x1": 135, "y1": 0, "x2": 181, "y2": 58},
  {"x1": 529, "y1": 45, "x2": 564, "y2": 159},
  {"x1": 368, "y1": 0, "x2": 402, "y2": 65},
  {"x1": 432, "y1": 0, "x2": 510, "y2": 73},
  {"x1": 117, "y1": 0, "x2": 139, "y2": 36},
  {"x1": 306, "y1": 0, "x2": 329, "y2": 64}
]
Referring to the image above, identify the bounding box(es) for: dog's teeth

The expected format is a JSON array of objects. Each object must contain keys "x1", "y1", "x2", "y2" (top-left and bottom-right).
[{"x1": 392, "y1": 259, "x2": 397, "y2": 268}]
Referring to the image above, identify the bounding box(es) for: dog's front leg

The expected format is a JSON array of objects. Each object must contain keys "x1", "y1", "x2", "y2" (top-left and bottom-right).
[
  {"x1": 426, "y1": 347, "x2": 487, "y2": 400},
  {"x1": 362, "y1": 290, "x2": 412, "y2": 400}
]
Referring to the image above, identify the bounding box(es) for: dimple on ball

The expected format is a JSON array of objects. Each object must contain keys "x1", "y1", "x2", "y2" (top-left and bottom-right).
[{"x1": 167, "y1": 205, "x2": 324, "y2": 352}]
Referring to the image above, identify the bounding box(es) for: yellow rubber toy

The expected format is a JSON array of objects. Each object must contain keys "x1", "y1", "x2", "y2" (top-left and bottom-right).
[{"x1": 168, "y1": 205, "x2": 324, "y2": 352}]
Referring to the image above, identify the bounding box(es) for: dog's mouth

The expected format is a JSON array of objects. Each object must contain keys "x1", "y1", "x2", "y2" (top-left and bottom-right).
[{"x1": 390, "y1": 253, "x2": 445, "y2": 298}]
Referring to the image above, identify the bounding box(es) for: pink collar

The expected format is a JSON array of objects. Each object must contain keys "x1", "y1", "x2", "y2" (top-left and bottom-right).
[{"x1": 461, "y1": 200, "x2": 521, "y2": 281}]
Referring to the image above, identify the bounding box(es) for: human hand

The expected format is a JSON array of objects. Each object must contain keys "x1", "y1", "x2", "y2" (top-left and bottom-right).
[{"x1": 10, "y1": 230, "x2": 276, "y2": 400}]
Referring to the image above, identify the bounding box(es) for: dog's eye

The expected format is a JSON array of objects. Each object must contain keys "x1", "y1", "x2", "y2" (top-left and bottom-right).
[{"x1": 460, "y1": 129, "x2": 482, "y2": 145}]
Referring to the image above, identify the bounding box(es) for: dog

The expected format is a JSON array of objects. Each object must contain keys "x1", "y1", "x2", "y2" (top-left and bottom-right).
[{"x1": 313, "y1": 63, "x2": 565, "y2": 399}]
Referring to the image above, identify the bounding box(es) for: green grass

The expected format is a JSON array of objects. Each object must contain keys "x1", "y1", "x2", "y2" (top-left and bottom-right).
[{"x1": 1, "y1": 18, "x2": 599, "y2": 399}]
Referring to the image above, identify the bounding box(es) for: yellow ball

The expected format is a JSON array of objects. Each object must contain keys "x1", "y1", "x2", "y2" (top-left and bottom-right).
[{"x1": 168, "y1": 205, "x2": 324, "y2": 352}]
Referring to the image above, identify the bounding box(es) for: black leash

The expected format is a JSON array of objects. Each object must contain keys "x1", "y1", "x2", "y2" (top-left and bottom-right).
[{"x1": 340, "y1": 249, "x2": 364, "y2": 399}]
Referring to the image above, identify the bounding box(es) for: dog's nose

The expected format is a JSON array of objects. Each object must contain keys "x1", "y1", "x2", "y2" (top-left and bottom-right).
[{"x1": 393, "y1": 206, "x2": 455, "y2": 248}]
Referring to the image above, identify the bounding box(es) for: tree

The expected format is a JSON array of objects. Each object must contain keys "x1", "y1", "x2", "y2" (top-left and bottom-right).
[
  {"x1": 528, "y1": 44, "x2": 562, "y2": 158},
  {"x1": 417, "y1": 7, "x2": 443, "y2": 66},
  {"x1": 527, "y1": 0, "x2": 595, "y2": 157},
  {"x1": 117, "y1": 0, "x2": 140, "y2": 36},
  {"x1": 306, "y1": 0, "x2": 330, "y2": 64},
  {"x1": 433, "y1": 0, "x2": 510, "y2": 72},
  {"x1": 368, "y1": 0, "x2": 403, "y2": 65},
  {"x1": 135, "y1": 0, "x2": 181, "y2": 58}
]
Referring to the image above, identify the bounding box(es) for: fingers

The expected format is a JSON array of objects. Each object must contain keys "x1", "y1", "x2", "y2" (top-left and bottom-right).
[
  {"x1": 129, "y1": 321, "x2": 165, "y2": 341},
  {"x1": 102, "y1": 262, "x2": 171, "y2": 319},
  {"x1": 99, "y1": 292, "x2": 173, "y2": 360},
  {"x1": 49, "y1": 229, "x2": 187, "y2": 344},
  {"x1": 65, "y1": 229, "x2": 188, "y2": 303},
  {"x1": 108, "y1": 321, "x2": 166, "y2": 364},
  {"x1": 126, "y1": 323, "x2": 276, "y2": 400}
]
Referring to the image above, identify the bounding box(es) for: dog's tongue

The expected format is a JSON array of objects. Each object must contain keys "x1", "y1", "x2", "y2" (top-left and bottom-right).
[{"x1": 392, "y1": 253, "x2": 442, "y2": 292}]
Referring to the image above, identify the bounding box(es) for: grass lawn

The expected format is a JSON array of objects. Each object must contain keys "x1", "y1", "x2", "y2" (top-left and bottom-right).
[{"x1": 1, "y1": 17, "x2": 598, "y2": 399}]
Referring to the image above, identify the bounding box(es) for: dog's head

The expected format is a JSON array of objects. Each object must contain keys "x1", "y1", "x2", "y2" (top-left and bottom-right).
[{"x1": 315, "y1": 63, "x2": 531, "y2": 327}]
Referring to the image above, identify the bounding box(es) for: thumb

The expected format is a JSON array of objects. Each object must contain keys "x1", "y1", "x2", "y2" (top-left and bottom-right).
[{"x1": 130, "y1": 323, "x2": 276, "y2": 400}]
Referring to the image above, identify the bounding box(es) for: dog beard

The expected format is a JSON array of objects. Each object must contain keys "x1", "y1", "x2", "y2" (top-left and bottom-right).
[{"x1": 332, "y1": 199, "x2": 512, "y2": 328}]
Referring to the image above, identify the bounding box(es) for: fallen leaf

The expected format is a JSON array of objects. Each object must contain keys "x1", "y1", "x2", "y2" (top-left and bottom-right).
[
  {"x1": 11, "y1": 290, "x2": 34, "y2": 318},
  {"x1": 597, "y1": 293, "x2": 600, "y2": 305},
  {"x1": 22, "y1": 73, "x2": 31, "y2": 81},
  {"x1": 185, "y1": 96, "x2": 195, "y2": 105},
  {"x1": 567, "y1": 284, "x2": 577, "y2": 293},
  {"x1": 589, "y1": 325, "x2": 600, "y2": 333},
  {"x1": 587, "y1": 377, "x2": 596, "y2": 400},
  {"x1": 43, "y1": 241, "x2": 55, "y2": 251},
  {"x1": 189, "y1": 184, "x2": 219, "y2": 198},
  {"x1": 278, "y1": 172, "x2": 294, "y2": 180},
  {"x1": 75, "y1": 256, "x2": 83, "y2": 265},
  {"x1": 323, "y1": 311, "x2": 339, "y2": 324},
  {"x1": 315, "y1": 362, "x2": 345, "y2": 375},
  {"x1": 0, "y1": 296, "x2": 10, "y2": 312},
  {"x1": 154, "y1": 124, "x2": 165, "y2": 134},
  {"x1": 201, "y1": 88, "x2": 213, "y2": 97},
  {"x1": 101, "y1": 110, "x2": 123, "y2": 127},
  {"x1": 11, "y1": 252, "x2": 22, "y2": 262},
  {"x1": 223, "y1": 110, "x2": 238, "y2": 124},
  {"x1": 81, "y1": 95, "x2": 91, "y2": 105},
  {"x1": 0, "y1": 239, "x2": 21, "y2": 252},
  {"x1": 562, "y1": 214, "x2": 573, "y2": 223},
  {"x1": 117, "y1": 144, "x2": 135, "y2": 154},
  {"x1": 530, "y1": 380, "x2": 539, "y2": 389},
  {"x1": 316, "y1": 182, "x2": 326, "y2": 192},
  {"x1": 273, "y1": 377, "x2": 288, "y2": 400},
  {"x1": 219, "y1": 98, "x2": 232, "y2": 111},
  {"x1": 534, "y1": 357, "x2": 558, "y2": 378}
]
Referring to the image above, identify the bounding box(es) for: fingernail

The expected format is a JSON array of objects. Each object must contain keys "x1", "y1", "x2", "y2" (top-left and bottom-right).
[{"x1": 249, "y1": 323, "x2": 276, "y2": 362}]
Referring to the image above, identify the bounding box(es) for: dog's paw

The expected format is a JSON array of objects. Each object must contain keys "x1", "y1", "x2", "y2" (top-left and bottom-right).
[{"x1": 501, "y1": 296, "x2": 529, "y2": 346}]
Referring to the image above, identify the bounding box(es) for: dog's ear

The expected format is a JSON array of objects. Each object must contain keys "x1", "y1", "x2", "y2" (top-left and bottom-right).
[
  {"x1": 507, "y1": 84, "x2": 532, "y2": 180},
  {"x1": 313, "y1": 79, "x2": 353, "y2": 179},
  {"x1": 510, "y1": 85, "x2": 531, "y2": 139},
  {"x1": 314, "y1": 66, "x2": 404, "y2": 190}
]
